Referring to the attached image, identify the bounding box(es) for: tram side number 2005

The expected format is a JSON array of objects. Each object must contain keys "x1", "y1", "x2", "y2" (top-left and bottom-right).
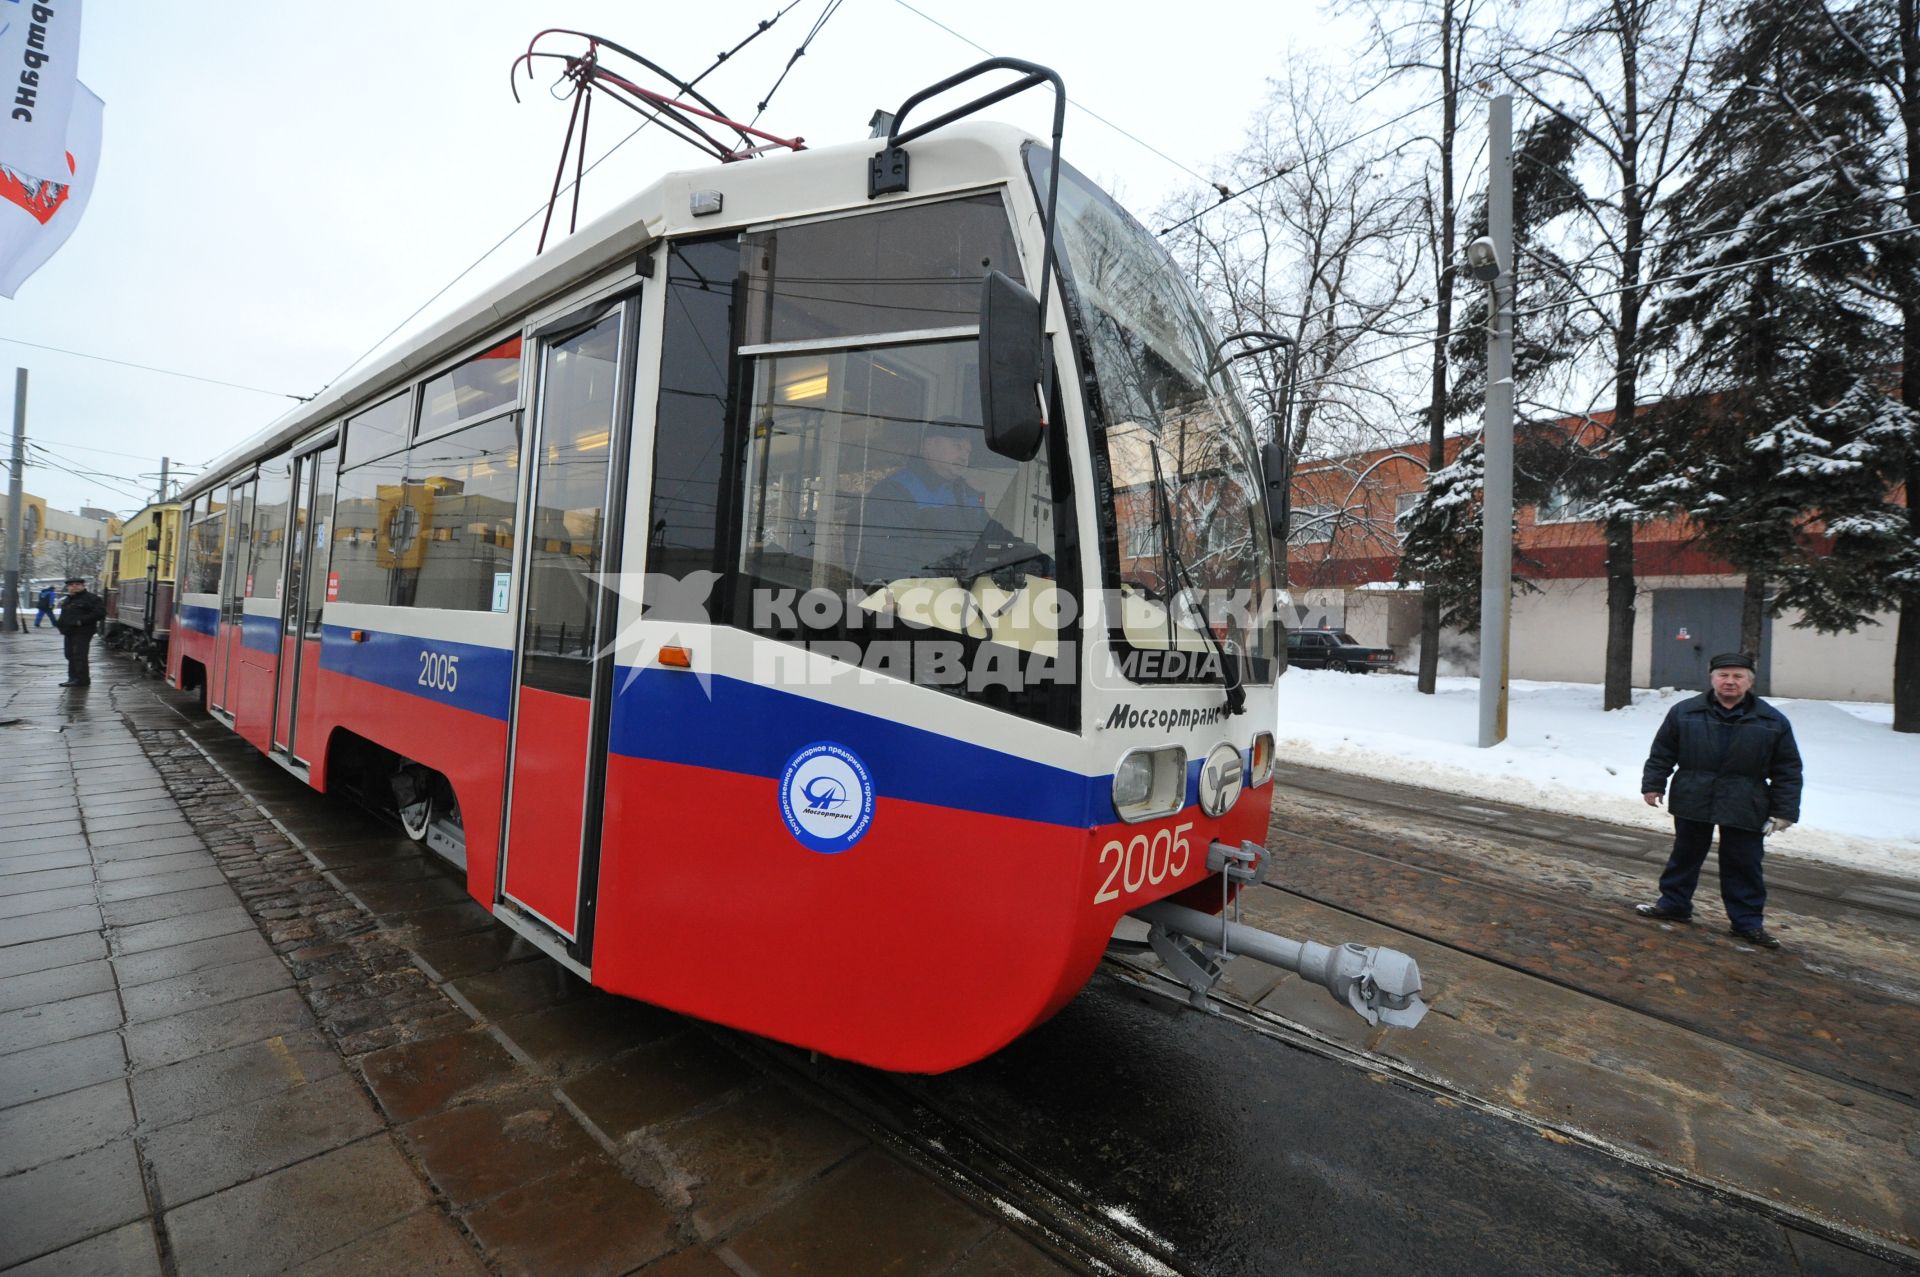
[
  {"x1": 418, "y1": 650, "x2": 460, "y2": 692},
  {"x1": 1094, "y1": 821, "x2": 1195, "y2": 904}
]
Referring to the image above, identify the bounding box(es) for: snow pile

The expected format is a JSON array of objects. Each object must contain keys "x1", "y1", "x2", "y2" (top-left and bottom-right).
[{"x1": 1274, "y1": 670, "x2": 1920, "y2": 881}]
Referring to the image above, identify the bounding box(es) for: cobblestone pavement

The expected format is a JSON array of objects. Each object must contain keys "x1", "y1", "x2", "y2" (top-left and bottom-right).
[{"x1": 1, "y1": 633, "x2": 1074, "y2": 1276}]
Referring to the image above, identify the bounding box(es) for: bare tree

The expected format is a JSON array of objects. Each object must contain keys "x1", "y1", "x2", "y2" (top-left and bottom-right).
[
  {"x1": 1159, "y1": 61, "x2": 1423, "y2": 585},
  {"x1": 38, "y1": 538, "x2": 105, "y2": 584},
  {"x1": 1340, "y1": 0, "x2": 1491, "y2": 693}
]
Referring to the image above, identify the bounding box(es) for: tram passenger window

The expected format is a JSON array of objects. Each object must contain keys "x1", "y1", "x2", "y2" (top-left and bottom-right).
[
  {"x1": 342, "y1": 392, "x2": 411, "y2": 469},
  {"x1": 184, "y1": 506, "x2": 224, "y2": 595},
  {"x1": 224, "y1": 484, "x2": 256, "y2": 604},
  {"x1": 417, "y1": 336, "x2": 522, "y2": 441},
  {"x1": 742, "y1": 195, "x2": 1021, "y2": 345},
  {"x1": 300, "y1": 447, "x2": 337, "y2": 636},
  {"x1": 396, "y1": 417, "x2": 521, "y2": 611},
  {"x1": 247, "y1": 454, "x2": 292, "y2": 600},
  {"x1": 329, "y1": 455, "x2": 406, "y2": 606},
  {"x1": 648, "y1": 238, "x2": 739, "y2": 581},
  {"x1": 521, "y1": 315, "x2": 622, "y2": 672}
]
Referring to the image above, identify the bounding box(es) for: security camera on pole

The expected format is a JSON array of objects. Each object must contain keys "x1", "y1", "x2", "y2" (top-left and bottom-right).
[{"x1": 1473, "y1": 95, "x2": 1515, "y2": 748}]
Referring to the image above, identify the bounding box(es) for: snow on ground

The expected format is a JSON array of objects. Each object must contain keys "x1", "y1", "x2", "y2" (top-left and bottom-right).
[{"x1": 1274, "y1": 670, "x2": 1920, "y2": 882}]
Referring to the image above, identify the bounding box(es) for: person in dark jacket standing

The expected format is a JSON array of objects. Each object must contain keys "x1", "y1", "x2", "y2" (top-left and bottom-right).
[
  {"x1": 54, "y1": 577, "x2": 106, "y2": 687},
  {"x1": 1635, "y1": 652, "x2": 1803, "y2": 949}
]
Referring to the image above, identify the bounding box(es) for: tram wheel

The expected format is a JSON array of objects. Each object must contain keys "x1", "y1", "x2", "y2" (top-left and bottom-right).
[
  {"x1": 395, "y1": 766, "x2": 436, "y2": 842},
  {"x1": 396, "y1": 767, "x2": 461, "y2": 846},
  {"x1": 398, "y1": 793, "x2": 432, "y2": 841}
]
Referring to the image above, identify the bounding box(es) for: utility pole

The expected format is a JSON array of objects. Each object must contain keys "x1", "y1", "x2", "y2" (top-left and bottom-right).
[
  {"x1": 158, "y1": 455, "x2": 170, "y2": 504},
  {"x1": 3, "y1": 369, "x2": 25, "y2": 634},
  {"x1": 1477, "y1": 95, "x2": 1515, "y2": 748}
]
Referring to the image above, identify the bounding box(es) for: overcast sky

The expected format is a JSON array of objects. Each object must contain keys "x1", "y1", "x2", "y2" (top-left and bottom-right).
[{"x1": 5, "y1": 0, "x2": 1370, "y2": 516}]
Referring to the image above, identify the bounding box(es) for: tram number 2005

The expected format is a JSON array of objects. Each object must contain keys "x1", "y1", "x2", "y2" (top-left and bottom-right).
[
  {"x1": 417, "y1": 650, "x2": 460, "y2": 692},
  {"x1": 1094, "y1": 822, "x2": 1195, "y2": 904}
]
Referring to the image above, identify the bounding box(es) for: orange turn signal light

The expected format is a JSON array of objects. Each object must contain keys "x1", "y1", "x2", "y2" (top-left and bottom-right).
[
  {"x1": 350, "y1": 630, "x2": 369, "y2": 643},
  {"x1": 658, "y1": 645, "x2": 693, "y2": 669}
]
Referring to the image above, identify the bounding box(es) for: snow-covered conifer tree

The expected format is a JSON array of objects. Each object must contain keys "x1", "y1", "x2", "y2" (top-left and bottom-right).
[{"x1": 1643, "y1": 0, "x2": 1910, "y2": 661}]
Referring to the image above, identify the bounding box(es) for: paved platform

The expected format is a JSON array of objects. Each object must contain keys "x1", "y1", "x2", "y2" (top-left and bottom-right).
[{"x1": 0, "y1": 631, "x2": 1071, "y2": 1276}]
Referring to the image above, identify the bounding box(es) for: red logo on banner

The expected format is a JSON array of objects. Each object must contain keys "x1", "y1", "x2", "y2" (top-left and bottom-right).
[{"x1": 0, "y1": 151, "x2": 76, "y2": 227}]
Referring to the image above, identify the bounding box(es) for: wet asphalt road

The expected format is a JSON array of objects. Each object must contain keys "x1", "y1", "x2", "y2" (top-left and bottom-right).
[{"x1": 836, "y1": 971, "x2": 1910, "y2": 1277}]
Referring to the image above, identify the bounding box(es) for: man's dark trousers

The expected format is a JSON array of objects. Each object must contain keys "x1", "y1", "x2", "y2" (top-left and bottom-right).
[
  {"x1": 63, "y1": 629, "x2": 93, "y2": 685},
  {"x1": 1655, "y1": 817, "x2": 1766, "y2": 929}
]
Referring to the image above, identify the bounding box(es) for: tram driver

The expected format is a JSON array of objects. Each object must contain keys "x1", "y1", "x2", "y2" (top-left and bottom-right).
[{"x1": 857, "y1": 417, "x2": 1048, "y2": 587}]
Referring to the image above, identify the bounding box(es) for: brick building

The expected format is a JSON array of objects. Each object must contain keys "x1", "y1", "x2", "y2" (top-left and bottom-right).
[{"x1": 1286, "y1": 418, "x2": 1900, "y2": 702}]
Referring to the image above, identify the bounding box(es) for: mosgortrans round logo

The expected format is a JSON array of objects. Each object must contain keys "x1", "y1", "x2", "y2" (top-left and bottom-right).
[{"x1": 778, "y1": 742, "x2": 875, "y2": 854}]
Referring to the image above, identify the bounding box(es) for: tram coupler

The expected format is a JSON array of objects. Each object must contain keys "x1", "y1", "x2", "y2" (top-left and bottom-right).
[
  {"x1": 1130, "y1": 898, "x2": 1430, "y2": 1029},
  {"x1": 1206, "y1": 838, "x2": 1267, "y2": 887}
]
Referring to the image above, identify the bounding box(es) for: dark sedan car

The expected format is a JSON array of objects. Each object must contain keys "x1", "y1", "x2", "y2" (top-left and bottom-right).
[{"x1": 1286, "y1": 629, "x2": 1396, "y2": 673}]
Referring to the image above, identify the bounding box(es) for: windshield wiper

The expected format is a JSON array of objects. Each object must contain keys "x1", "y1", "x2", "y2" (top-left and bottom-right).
[{"x1": 1146, "y1": 444, "x2": 1245, "y2": 716}]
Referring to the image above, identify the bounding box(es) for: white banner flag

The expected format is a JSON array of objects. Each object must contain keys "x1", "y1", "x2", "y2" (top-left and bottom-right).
[
  {"x1": 0, "y1": 0, "x2": 84, "y2": 179},
  {"x1": 0, "y1": 80, "x2": 100, "y2": 298}
]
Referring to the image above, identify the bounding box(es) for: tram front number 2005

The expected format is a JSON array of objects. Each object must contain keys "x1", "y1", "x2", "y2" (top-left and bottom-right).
[{"x1": 1093, "y1": 821, "x2": 1194, "y2": 904}]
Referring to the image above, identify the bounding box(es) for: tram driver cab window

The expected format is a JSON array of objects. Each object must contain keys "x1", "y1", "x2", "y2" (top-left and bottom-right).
[
  {"x1": 741, "y1": 347, "x2": 1054, "y2": 595},
  {"x1": 733, "y1": 195, "x2": 1066, "y2": 662},
  {"x1": 648, "y1": 198, "x2": 1077, "y2": 726}
]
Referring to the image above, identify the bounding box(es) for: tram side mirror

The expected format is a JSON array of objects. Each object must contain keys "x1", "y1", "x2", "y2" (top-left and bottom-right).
[
  {"x1": 979, "y1": 270, "x2": 1045, "y2": 462},
  {"x1": 1262, "y1": 441, "x2": 1291, "y2": 538}
]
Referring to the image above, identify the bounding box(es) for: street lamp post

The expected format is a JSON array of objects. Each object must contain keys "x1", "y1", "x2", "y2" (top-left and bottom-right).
[{"x1": 1474, "y1": 95, "x2": 1515, "y2": 748}]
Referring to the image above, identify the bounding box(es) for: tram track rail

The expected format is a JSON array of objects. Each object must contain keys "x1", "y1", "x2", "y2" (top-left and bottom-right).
[
  {"x1": 723, "y1": 941, "x2": 1920, "y2": 1277},
  {"x1": 719, "y1": 1023, "x2": 1198, "y2": 1277},
  {"x1": 1272, "y1": 762, "x2": 1920, "y2": 926},
  {"x1": 1252, "y1": 833, "x2": 1920, "y2": 1110},
  {"x1": 1261, "y1": 770, "x2": 1920, "y2": 1109},
  {"x1": 1101, "y1": 955, "x2": 1920, "y2": 1272}
]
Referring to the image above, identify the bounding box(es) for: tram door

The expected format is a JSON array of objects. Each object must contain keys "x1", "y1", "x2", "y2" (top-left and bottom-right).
[
  {"x1": 500, "y1": 305, "x2": 632, "y2": 945},
  {"x1": 273, "y1": 444, "x2": 337, "y2": 759},
  {"x1": 208, "y1": 477, "x2": 254, "y2": 716}
]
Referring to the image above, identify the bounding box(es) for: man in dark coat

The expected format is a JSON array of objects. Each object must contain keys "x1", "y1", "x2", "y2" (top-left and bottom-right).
[
  {"x1": 53, "y1": 577, "x2": 106, "y2": 687},
  {"x1": 1635, "y1": 651, "x2": 1803, "y2": 949}
]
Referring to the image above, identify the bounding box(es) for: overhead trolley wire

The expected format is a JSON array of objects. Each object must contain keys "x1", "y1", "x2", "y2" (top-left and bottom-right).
[
  {"x1": 1241, "y1": 186, "x2": 1920, "y2": 380},
  {"x1": 24, "y1": 440, "x2": 189, "y2": 490},
  {"x1": 25, "y1": 442, "x2": 159, "y2": 493},
  {"x1": 1155, "y1": 90, "x2": 1454, "y2": 239},
  {"x1": 1274, "y1": 218, "x2": 1920, "y2": 413},
  {"x1": 0, "y1": 335, "x2": 304, "y2": 400},
  {"x1": 16, "y1": 437, "x2": 202, "y2": 465},
  {"x1": 1511, "y1": 219, "x2": 1920, "y2": 321},
  {"x1": 749, "y1": 0, "x2": 846, "y2": 128},
  {"x1": 888, "y1": 0, "x2": 1212, "y2": 186},
  {"x1": 328, "y1": 3, "x2": 804, "y2": 399},
  {"x1": 24, "y1": 451, "x2": 155, "y2": 506}
]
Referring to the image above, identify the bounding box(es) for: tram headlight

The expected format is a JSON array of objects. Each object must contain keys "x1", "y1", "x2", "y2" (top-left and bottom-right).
[
  {"x1": 1112, "y1": 746, "x2": 1187, "y2": 824},
  {"x1": 1250, "y1": 733, "x2": 1275, "y2": 787}
]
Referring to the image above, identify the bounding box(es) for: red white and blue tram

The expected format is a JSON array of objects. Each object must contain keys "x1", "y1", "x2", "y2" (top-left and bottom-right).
[{"x1": 169, "y1": 66, "x2": 1423, "y2": 1071}]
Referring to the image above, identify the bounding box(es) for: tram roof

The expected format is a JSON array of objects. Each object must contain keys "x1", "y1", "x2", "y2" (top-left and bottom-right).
[{"x1": 181, "y1": 121, "x2": 1042, "y2": 503}]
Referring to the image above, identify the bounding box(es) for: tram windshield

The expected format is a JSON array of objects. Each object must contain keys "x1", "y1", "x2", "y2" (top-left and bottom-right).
[{"x1": 1034, "y1": 149, "x2": 1278, "y2": 679}]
